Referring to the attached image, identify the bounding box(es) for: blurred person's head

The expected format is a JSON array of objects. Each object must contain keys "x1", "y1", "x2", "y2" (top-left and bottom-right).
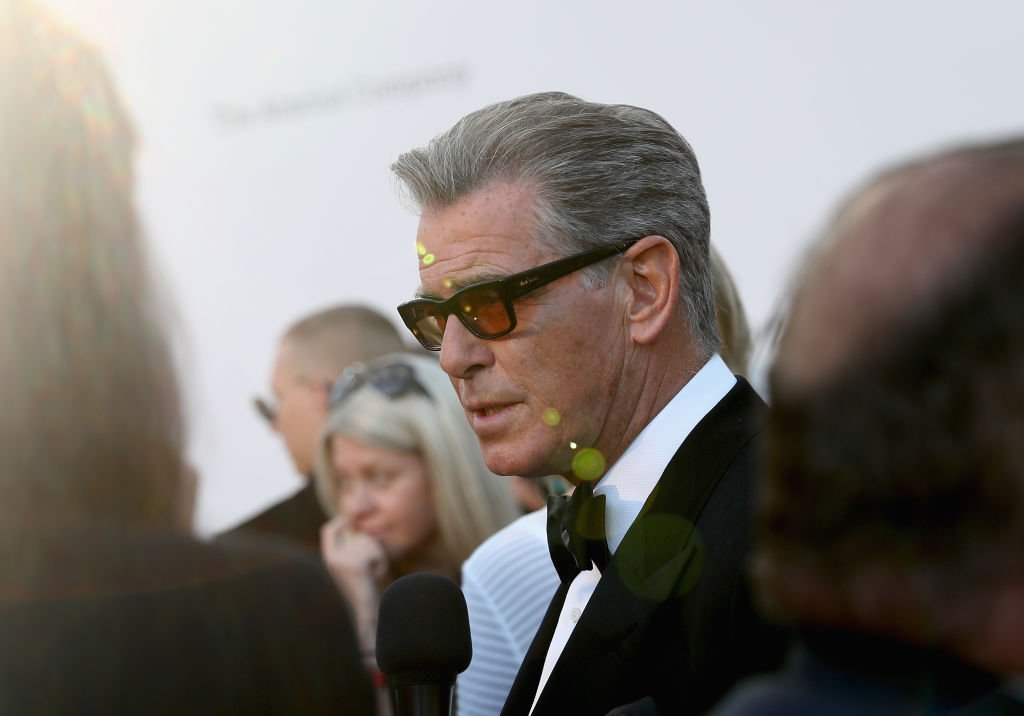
[
  {"x1": 710, "y1": 246, "x2": 751, "y2": 374},
  {"x1": 754, "y1": 137, "x2": 1024, "y2": 675},
  {"x1": 314, "y1": 353, "x2": 518, "y2": 576},
  {"x1": 392, "y1": 91, "x2": 718, "y2": 481},
  {"x1": 0, "y1": 0, "x2": 189, "y2": 532},
  {"x1": 258, "y1": 305, "x2": 405, "y2": 478}
]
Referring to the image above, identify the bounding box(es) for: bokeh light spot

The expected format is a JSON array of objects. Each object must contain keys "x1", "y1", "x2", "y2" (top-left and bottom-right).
[
  {"x1": 572, "y1": 448, "x2": 606, "y2": 482},
  {"x1": 416, "y1": 241, "x2": 427, "y2": 257},
  {"x1": 422, "y1": 253, "x2": 436, "y2": 266},
  {"x1": 542, "y1": 408, "x2": 561, "y2": 426},
  {"x1": 616, "y1": 516, "x2": 705, "y2": 600},
  {"x1": 443, "y1": 278, "x2": 454, "y2": 289},
  {"x1": 569, "y1": 441, "x2": 578, "y2": 450}
]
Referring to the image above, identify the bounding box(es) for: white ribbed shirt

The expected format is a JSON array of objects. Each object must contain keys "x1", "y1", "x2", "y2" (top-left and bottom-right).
[{"x1": 458, "y1": 508, "x2": 560, "y2": 716}]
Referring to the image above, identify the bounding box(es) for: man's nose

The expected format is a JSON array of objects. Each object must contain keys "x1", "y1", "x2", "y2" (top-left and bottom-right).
[{"x1": 439, "y1": 315, "x2": 495, "y2": 380}]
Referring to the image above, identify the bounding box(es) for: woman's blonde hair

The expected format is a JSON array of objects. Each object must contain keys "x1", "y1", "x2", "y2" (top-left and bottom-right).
[
  {"x1": 0, "y1": 0, "x2": 188, "y2": 531},
  {"x1": 710, "y1": 246, "x2": 752, "y2": 375},
  {"x1": 314, "y1": 353, "x2": 518, "y2": 570}
]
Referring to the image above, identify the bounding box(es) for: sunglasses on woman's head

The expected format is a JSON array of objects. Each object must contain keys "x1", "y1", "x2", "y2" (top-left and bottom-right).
[
  {"x1": 329, "y1": 361, "x2": 426, "y2": 409},
  {"x1": 397, "y1": 239, "x2": 639, "y2": 351}
]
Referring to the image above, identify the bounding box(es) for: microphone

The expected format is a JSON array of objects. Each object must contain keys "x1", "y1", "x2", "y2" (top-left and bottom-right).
[{"x1": 376, "y1": 573, "x2": 472, "y2": 716}]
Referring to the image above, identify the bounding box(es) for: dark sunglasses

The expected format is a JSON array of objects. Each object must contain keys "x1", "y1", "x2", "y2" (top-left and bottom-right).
[
  {"x1": 397, "y1": 239, "x2": 639, "y2": 351},
  {"x1": 328, "y1": 361, "x2": 425, "y2": 409}
]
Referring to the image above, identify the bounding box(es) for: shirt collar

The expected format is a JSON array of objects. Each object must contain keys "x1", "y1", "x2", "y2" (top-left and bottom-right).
[{"x1": 593, "y1": 354, "x2": 736, "y2": 553}]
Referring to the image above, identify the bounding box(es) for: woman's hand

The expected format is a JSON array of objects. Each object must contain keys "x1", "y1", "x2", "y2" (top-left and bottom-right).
[
  {"x1": 321, "y1": 515, "x2": 389, "y2": 588},
  {"x1": 320, "y1": 515, "x2": 390, "y2": 655}
]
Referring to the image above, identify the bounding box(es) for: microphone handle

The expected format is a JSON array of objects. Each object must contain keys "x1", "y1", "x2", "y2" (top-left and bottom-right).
[{"x1": 390, "y1": 683, "x2": 454, "y2": 716}]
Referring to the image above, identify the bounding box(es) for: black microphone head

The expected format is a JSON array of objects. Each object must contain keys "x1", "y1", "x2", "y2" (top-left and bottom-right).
[{"x1": 376, "y1": 573, "x2": 472, "y2": 687}]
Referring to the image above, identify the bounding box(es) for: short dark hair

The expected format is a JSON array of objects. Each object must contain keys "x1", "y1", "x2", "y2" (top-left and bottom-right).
[{"x1": 282, "y1": 304, "x2": 406, "y2": 379}]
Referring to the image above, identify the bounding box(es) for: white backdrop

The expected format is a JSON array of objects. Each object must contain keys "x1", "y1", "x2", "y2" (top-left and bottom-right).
[{"x1": 40, "y1": 0, "x2": 1024, "y2": 534}]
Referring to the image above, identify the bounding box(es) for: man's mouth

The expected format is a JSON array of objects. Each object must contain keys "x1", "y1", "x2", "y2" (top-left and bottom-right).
[
  {"x1": 464, "y1": 401, "x2": 518, "y2": 433},
  {"x1": 476, "y1": 406, "x2": 507, "y2": 417}
]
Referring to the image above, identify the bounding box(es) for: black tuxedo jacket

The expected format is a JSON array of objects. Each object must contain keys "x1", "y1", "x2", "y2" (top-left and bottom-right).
[
  {"x1": 502, "y1": 378, "x2": 788, "y2": 716},
  {"x1": 218, "y1": 481, "x2": 326, "y2": 551}
]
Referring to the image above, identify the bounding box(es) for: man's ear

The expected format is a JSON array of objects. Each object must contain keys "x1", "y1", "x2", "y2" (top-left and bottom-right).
[{"x1": 622, "y1": 236, "x2": 680, "y2": 345}]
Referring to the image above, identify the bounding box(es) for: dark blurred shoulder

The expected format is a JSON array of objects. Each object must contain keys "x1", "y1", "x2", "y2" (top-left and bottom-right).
[
  {"x1": 0, "y1": 524, "x2": 374, "y2": 715},
  {"x1": 216, "y1": 481, "x2": 326, "y2": 552}
]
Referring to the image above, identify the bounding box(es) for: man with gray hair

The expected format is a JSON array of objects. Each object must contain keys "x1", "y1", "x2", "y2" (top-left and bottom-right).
[
  {"x1": 222, "y1": 304, "x2": 405, "y2": 549},
  {"x1": 392, "y1": 92, "x2": 785, "y2": 715}
]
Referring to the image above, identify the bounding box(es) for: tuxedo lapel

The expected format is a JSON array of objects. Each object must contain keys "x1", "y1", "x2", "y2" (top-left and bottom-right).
[
  {"x1": 530, "y1": 560, "x2": 658, "y2": 714},
  {"x1": 629, "y1": 378, "x2": 762, "y2": 596},
  {"x1": 527, "y1": 379, "x2": 764, "y2": 714}
]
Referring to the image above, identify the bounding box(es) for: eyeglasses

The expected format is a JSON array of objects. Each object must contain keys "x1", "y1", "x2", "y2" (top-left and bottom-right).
[
  {"x1": 328, "y1": 360, "x2": 425, "y2": 409},
  {"x1": 253, "y1": 396, "x2": 276, "y2": 423},
  {"x1": 253, "y1": 376, "x2": 330, "y2": 424},
  {"x1": 397, "y1": 239, "x2": 639, "y2": 351}
]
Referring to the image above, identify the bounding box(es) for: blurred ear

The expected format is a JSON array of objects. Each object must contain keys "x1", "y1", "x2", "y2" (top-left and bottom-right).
[{"x1": 621, "y1": 236, "x2": 680, "y2": 345}]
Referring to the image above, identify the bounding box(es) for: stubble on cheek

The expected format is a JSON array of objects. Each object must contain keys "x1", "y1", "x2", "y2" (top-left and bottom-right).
[{"x1": 536, "y1": 367, "x2": 621, "y2": 482}]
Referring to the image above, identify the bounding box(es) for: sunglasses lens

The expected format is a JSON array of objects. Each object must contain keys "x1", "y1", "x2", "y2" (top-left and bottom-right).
[
  {"x1": 400, "y1": 286, "x2": 512, "y2": 350},
  {"x1": 411, "y1": 308, "x2": 446, "y2": 350},
  {"x1": 458, "y1": 286, "x2": 511, "y2": 337},
  {"x1": 371, "y1": 364, "x2": 416, "y2": 397}
]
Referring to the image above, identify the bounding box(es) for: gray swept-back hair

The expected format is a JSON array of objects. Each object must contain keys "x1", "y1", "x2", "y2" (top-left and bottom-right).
[{"x1": 392, "y1": 91, "x2": 718, "y2": 356}]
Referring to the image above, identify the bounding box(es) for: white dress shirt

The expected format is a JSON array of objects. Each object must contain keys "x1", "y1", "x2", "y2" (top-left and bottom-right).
[{"x1": 529, "y1": 355, "x2": 736, "y2": 714}]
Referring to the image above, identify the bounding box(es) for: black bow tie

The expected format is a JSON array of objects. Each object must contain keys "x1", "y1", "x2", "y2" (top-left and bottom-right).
[{"x1": 546, "y1": 480, "x2": 611, "y2": 584}]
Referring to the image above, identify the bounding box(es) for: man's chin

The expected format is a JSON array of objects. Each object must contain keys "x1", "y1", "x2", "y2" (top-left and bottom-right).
[{"x1": 481, "y1": 441, "x2": 559, "y2": 479}]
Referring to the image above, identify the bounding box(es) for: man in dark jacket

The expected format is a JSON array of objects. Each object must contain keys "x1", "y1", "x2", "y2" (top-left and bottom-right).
[
  {"x1": 224, "y1": 304, "x2": 405, "y2": 549},
  {"x1": 392, "y1": 91, "x2": 787, "y2": 715}
]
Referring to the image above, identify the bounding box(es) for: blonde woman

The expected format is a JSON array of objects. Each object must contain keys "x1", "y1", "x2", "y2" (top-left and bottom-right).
[{"x1": 315, "y1": 352, "x2": 519, "y2": 662}]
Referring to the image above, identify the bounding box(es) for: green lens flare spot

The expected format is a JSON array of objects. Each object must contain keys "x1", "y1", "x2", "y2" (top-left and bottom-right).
[
  {"x1": 572, "y1": 448, "x2": 606, "y2": 482},
  {"x1": 416, "y1": 241, "x2": 427, "y2": 257},
  {"x1": 422, "y1": 253, "x2": 436, "y2": 266},
  {"x1": 542, "y1": 408, "x2": 561, "y2": 426}
]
